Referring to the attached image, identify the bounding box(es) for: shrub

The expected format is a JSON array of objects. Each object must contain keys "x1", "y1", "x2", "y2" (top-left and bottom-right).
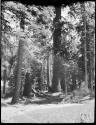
[
  {"x1": 72, "y1": 81, "x2": 90, "y2": 97},
  {"x1": 79, "y1": 113, "x2": 94, "y2": 123}
]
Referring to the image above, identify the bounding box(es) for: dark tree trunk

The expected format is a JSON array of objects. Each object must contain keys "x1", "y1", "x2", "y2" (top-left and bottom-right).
[
  {"x1": 41, "y1": 60, "x2": 45, "y2": 89},
  {"x1": 61, "y1": 77, "x2": 65, "y2": 91},
  {"x1": 52, "y1": 56, "x2": 62, "y2": 92},
  {"x1": 11, "y1": 14, "x2": 25, "y2": 104},
  {"x1": 47, "y1": 53, "x2": 50, "y2": 91},
  {"x1": 11, "y1": 39, "x2": 24, "y2": 103},
  {"x1": 71, "y1": 73, "x2": 76, "y2": 91},
  {"x1": 3, "y1": 69, "x2": 7, "y2": 96},
  {"x1": 23, "y1": 72, "x2": 32, "y2": 97},
  {"x1": 64, "y1": 66, "x2": 67, "y2": 96},
  {"x1": 88, "y1": 42, "x2": 94, "y2": 91},
  {"x1": 90, "y1": 33, "x2": 95, "y2": 91},
  {"x1": 81, "y1": 3, "x2": 88, "y2": 88},
  {"x1": 93, "y1": 33, "x2": 95, "y2": 90},
  {"x1": 51, "y1": 7, "x2": 62, "y2": 92},
  {"x1": 87, "y1": 51, "x2": 91, "y2": 90}
]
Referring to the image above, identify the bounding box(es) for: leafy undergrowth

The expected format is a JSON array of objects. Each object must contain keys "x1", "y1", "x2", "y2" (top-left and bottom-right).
[
  {"x1": 1, "y1": 89, "x2": 95, "y2": 106},
  {"x1": 1, "y1": 92, "x2": 94, "y2": 109},
  {"x1": 74, "y1": 113, "x2": 94, "y2": 123},
  {"x1": 79, "y1": 113, "x2": 94, "y2": 123}
]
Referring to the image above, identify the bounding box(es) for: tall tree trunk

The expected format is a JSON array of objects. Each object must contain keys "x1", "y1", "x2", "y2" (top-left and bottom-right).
[
  {"x1": 47, "y1": 51, "x2": 52, "y2": 92},
  {"x1": 64, "y1": 67, "x2": 67, "y2": 96},
  {"x1": 93, "y1": 33, "x2": 95, "y2": 90},
  {"x1": 71, "y1": 70, "x2": 76, "y2": 91},
  {"x1": 23, "y1": 72, "x2": 32, "y2": 97},
  {"x1": 11, "y1": 39, "x2": 24, "y2": 103},
  {"x1": 90, "y1": 52, "x2": 93, "y2": 91},
  {"x1": 41, "y1": 60, "x2": 45, "y2": 90},
  {"x1": 84, "y1": 4, "x2": 88, "y2": 87},
  {"x1": 11, "y1": 14, "x2": 25, "y2": 104},
  {"x1": 87, "y1": 46, "x2": 92, "y2": 90},
  {"x1": 47, "y1": 53, "x2": 50, "y2": 90},
  {"x1": 89, "y1": 33, "x2": 95, "y2": 91},
  {"x1": 47, "y1": 51, "x2": 53, "y2": 92},
  {"x1": 3, "y1": 69, "x2": 7, "y2": 96},
  {"x1": 81, "y1": 3, "x2": 88, "y2": 87},
  {"x1": 51, "y1": 6, "x2": 62, "y2": 92}
]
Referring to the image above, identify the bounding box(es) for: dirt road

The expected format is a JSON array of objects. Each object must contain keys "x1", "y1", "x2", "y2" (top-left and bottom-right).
[{"x1": 1, "y1": 99, "x2": 94, "y2": 123}]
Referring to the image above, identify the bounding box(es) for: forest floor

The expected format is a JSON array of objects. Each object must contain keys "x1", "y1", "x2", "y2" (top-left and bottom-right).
[
  {"x1": 1, "y1": 95, "x2": 95, "y2": 123},
  {"x1": 1, "y1": 81, "x2": 95, "y2": 123}
]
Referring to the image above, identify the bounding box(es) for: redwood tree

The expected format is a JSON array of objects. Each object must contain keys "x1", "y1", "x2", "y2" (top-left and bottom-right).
[
  {"x1": 11, "y1": 13, "x2": 25, "y2": 104},
  {"x1": 81, "y1": 3, "x2": 88, "y2": 88},
  {"x1": 47, "y1": 51, "x2": 53, "y2": 92},
  {"x1": 3, "y1": 69, "x2": 7, "y2": 96},
  {"x1": 51, "y1": 6, "x2": 62, "y2": 92}
]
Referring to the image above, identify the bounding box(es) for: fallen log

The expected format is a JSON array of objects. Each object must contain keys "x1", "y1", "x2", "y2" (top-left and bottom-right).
[
  {"x1": 31, "y1": 88, "x2": 64, "y2": 101},
  {"x1": 31, "y1": 88, "x2": 50, "y2": 98}
]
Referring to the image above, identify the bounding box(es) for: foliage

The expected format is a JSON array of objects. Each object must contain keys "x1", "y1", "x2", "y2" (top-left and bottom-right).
[
  {"x1": 1, "y1": 1, "x2": 55, "y2": 71},
  {"x1": 79, "y1": 113, "x2": 94, "y2": 123},
  {"x1": 1, "y1": 1, "x2": 95, "y2": 99}
]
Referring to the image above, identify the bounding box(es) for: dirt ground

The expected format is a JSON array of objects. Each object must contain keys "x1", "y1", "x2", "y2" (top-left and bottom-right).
[
  {"x1": 1, "y1": 80, "x2": 95, "y2": 123},
  {"x1": 1, "y1": 97, "x2": 95, "y2": 123}
]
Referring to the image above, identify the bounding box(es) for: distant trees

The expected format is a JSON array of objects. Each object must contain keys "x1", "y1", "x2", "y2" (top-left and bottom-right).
[
  {"x1": 68, "y1": 1, "x2": 95, "y2": 91},
  {"x1": 79, "y1": 2, "x2": 95, "y2": 90}
]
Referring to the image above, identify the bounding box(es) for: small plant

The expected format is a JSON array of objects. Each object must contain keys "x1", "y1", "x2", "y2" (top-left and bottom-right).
[{"x1": 79, "y1": 113, "x2": 94, "y2": 123}]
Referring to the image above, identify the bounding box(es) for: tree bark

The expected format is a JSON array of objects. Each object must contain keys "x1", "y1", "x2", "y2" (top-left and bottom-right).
[
  {"x1": 42, "y1": 60, "x2": 44, "y2": 85},
  {"x1": 11, "y1": 14, "x2": 25, "y2": 104},
  {"x1": 71, "y1": 71, "x2": 76, "y2": 91},
  {"x1": 47, "y1": 53, "x2": 50, "y2": 90},
  {"x1": 90, "y1": 53, "x2": 93, "y2": 91},
  {"x1": 3, "y1": 69, "x2": 7, "y2": 96},
  {"x1": 47, "y1": 51, "x2": 53, "y2": 92},
  {"x1": 47, "y1": 51, "x2": 52, "y2": 92},
  {"x1": 23, "y1": 72, "x2": 32, "y2": 97},
  {"x1": 51, "y1": 6, "x2": 62, "y2": 92},
  {"x1": 11, "y1": 39, "x2": 24, "y2": 103},
  {"x1": 81, "y1": 3, "x2": 88, "y2": 87},
  {"x1": 40, "y1": 59, "x2": 45, "y2": 91},
  {"x1": 52, "y1": 56, "x2": 62, "y2": 92},
  {"x1": 89, "y1": 33, "x2": 95, "y2": 91},
  {"x1": 93, "y1": 33, "x2": 95, "y2": 90}
]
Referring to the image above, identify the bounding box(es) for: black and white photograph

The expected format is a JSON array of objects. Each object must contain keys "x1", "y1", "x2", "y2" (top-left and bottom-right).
[{"x1": 1, "y1": 0, "x2": 95, "y2": 123}]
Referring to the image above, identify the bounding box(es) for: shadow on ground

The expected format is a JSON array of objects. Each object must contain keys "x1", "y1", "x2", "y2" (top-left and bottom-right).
[
  {"x1": 23, "y1": 94, "x2": 95, "y2": 105},
  {"x1": 1, "y1": 92, "x2": 95, "y2": 106},
  {"x1": 24, "y1": 96, "x2": 63, "y2": 105},
  {"x1": 1, "y1": 102, "x2": 9, "y2": 107}
]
